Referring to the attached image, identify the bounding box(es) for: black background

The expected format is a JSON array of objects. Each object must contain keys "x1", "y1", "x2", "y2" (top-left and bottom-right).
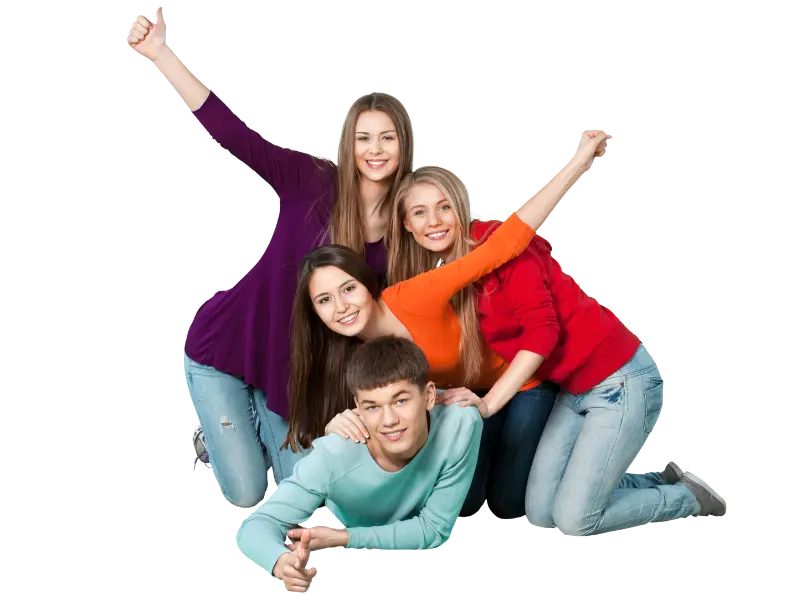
[{"x1": 118, "y1": 1, "x2": 732, "y2": 598}]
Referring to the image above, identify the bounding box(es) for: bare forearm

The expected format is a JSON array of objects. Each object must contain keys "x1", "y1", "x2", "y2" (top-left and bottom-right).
[
  {"x1": 515, "y1": 158, "x2": 585, "y2": 231},
  {"x1": 151, "y1": 46, "x2": 210, "y2": 111},
  {"x1": 484, "y1": 351, "x2": 545, "y2": 415}
]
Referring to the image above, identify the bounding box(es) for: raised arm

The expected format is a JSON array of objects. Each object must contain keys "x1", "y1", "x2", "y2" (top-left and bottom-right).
[
  {"x1": 127, "y1": 9, "x2": 209, "y2": 110},
  {"x1": 128, "y1": 9, "x2": 316, "y2": 197},
  {"x1": 515, "y1": 130, "x2": 611, "y2": 231},
  {"x1": 390, "y1": 131, "x2": 610, "y2": 314}
]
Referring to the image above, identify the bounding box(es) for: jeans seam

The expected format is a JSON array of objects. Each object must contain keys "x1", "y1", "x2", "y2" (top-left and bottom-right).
[
  {"x1": 586, "y1": 383, "x2": 627, "y2": 525},
  {"x1": 620, "y1": 364, "x2": 657, "y2": 379}
]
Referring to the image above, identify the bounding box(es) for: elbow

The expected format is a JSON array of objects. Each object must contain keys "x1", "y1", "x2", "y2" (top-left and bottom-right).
[
  {"x1": 235, "y1": 515, "x2": 275, "y2": 561},
  {"x1": 236, "y1": 520, "x2": 253, "y2": 556},
  {"x1": 523, "y1": 323, "x2": 560, "y2": 359},
  {"x1": 424, "y1": 528, "x2": 451, "y2": 550}
]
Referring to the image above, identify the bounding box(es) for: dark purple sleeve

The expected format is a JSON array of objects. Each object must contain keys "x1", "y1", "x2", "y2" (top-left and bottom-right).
[{"x1": 192, "y1": 91, "x2": 332, "y2": 201}]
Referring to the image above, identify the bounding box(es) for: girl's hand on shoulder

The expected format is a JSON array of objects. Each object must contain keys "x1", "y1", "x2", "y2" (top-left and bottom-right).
[
  {"x1": 439, "y1": 387, "x2": 493, "y2": 418},
  {"x1": 127, "y1": 7, "x2": 167, "y2": 61},
  {"x1": 324, "y1": 408, "x2": 369, "y2": 443}
]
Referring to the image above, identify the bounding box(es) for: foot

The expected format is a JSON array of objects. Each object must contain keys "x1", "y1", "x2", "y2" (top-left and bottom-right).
[
  {"x1": 681, "y1": 472, "x2": 726, "y2": 516},
  {"x1": 661, "y1": 461, "x2": 683, "y2": 484},
  {"x1": 193, "y1": 426, "x2": 210, "y2": 469}
]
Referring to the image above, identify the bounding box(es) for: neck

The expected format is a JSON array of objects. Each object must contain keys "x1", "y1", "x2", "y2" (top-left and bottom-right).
[
  {"x1": 357, "y1": 299, "x2": 400, "y2": 342},
  {"x1": 358, "y1": 177, "x2": 391, "y2": 216},
  {"x1": 437, "y1": 249, "x2": 453, "y2": 264}
]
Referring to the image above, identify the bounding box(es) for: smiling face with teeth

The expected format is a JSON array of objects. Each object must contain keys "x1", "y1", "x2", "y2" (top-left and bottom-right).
[
  {"x1": 353, "y1": 110, "x2": 401, "y2": 184},
  {"x1": 308, "y1": 265, "x2": 377, "y2": 338},
  {"x1": 355, "y1": 379, "x2": 437, "y2": 468},
  {"x1": 402, "y1": 182, "x2": 461, "y2": 258}
]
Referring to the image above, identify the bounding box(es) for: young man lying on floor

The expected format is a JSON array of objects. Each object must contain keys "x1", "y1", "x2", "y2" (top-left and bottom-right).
[{"x1": 237, "y1": 336, "x2": 483, "y2": 592}]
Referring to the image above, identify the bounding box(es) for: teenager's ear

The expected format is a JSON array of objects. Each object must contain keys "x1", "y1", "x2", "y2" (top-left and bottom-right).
[{"x1": 424, "y1": 381, "x2": 436, "y2": 410}]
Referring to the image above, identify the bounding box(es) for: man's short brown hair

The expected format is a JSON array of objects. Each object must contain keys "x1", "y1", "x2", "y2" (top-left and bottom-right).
[{"x1": 346, "y1": 336, "x2": 430, "y2": 394}]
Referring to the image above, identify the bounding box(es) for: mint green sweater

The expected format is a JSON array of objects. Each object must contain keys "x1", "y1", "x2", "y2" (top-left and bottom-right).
[{"x1": 237, "y1": 404, "x2": 482, "y2": 574}]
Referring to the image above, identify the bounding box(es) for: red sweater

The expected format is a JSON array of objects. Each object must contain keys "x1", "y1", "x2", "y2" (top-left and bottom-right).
[{"x1": 470, "y1": 219, "x2": 641, "y2": 395}]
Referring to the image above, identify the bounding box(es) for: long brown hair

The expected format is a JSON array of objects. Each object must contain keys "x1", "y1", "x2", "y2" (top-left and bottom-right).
[
  {"x1": 284, "y1": 245, "x2": 381, "y2": 452},
  {"x1": 330, "y1": 93, "x2": 414, "y2": 252},
  {"x1": 387, "y1": 167, "x2": 485, "y2": 387}
]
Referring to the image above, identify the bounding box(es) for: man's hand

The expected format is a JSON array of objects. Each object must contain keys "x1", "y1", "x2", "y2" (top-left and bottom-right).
[
  {"x1": 286, "y1": 526, "x2": 349, "y2": 551},
  {"x1": 273, "y1": 530, "x2": 317, "y2": 593}
]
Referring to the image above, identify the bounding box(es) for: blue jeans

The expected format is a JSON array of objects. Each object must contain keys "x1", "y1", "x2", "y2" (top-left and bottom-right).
[
  {"x1": 461, "y1": 382, "x2": 558, "y2": 519},
  {"x1": 526, "y1": 345, "x2": 699, "y2": 535},
  {"x1": 184, "y1": 354, "x2": 308, "y2": 507}
]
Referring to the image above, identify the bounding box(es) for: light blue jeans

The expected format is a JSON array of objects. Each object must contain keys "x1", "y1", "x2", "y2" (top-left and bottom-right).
[
  {"x1": 526, "y1": 345, "x2": 699, "y2": 535},
  {"x1": 184, "y1": 354, "x2": 308, "y2": 508}
]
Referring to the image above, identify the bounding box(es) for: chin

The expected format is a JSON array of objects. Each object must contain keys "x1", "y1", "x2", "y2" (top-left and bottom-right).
[
  {"x1": 417, "y1": 237, "x2": 451, "y2": 254},
  {"x1": 364, "y1": 172, "x2": 395, "y2": 185},
  {"x1": 386, "y1": 432, "x2": 418, "y2": 455},
  {"x1": 332, "y1": 324, "x2": 364, "y2": 338},
  {"x1": 358, "y1": 164, "x2": 397, "y2": 183}
]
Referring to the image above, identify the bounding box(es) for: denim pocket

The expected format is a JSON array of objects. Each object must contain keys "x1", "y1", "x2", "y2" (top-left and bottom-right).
[{"x1": 643, "y1": 377, "x2": 664, "y2": 433}]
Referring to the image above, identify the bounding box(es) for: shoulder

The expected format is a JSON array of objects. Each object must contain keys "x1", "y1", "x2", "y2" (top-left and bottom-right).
[
  {"x1": 498, "y1": 232, "x2": 554, "y2": 274},
  {"x1": 530, "y1": 233, "x2": 552, "y2": 254},
  {"x1": 290, "y1": 153, "x2": 337, "y2": 188},
  {"x1": 306, "y1": 434, "x2": 371, "y2": 477},
  {"x1": 470, "y1": 218, "x2": 503, "y2": 243},
  {"x1": 430, "y1": 404, "x2": 482, "y2": 450},
  {"x1": 311, "y1": 433, "x2": 364, "y2": 458}
]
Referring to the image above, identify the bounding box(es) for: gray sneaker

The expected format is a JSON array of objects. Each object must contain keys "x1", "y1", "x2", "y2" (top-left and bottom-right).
[
  {"x1": 661, "y1": 461, "x2": 683, "y2": 484},
  {"x1": 193, "y1": 426, "x2": 210, "y2": 469},
  {"x1": 681, "y1": 472, "x2": 726, "y2": 516}
]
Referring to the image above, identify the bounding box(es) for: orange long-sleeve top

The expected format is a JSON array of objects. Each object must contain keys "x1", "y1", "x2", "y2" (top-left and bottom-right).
[{"x1": 381, "y1": 213, "x2": 541, "y2": 391}]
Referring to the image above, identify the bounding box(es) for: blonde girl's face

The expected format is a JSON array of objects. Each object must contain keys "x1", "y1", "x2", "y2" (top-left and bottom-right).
[{"x1": 402, "y1": 182, "x2": 459, "y2": 256}]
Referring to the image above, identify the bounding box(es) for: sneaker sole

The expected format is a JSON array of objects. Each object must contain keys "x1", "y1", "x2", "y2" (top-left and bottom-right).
[{"x1": 683, "y1": 472, "x2": 726, "y2": 516}]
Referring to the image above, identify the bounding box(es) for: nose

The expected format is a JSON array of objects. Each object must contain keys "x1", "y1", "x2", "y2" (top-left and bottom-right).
[
  {"x1": 369, "y1": 138, "x2": 383, "y2": 155},
  {"x1": 381, "y1": 405, "x2": 400, "y2": 428},
  {"x1": 333, "y1": 294, "x2": 348, "y2": 314},
  {"x1": 426, "y1": 209, "x2": 442, "y2": 228}
]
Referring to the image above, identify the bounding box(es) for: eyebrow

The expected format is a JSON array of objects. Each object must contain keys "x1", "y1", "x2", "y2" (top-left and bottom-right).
[
  {"x1": 359, "y1": 390, "x2": 410, "y2": 406},
  {"x1": 312, "y1": 279, "x2": 356, "y2": 302},
  {"x1": 408, "y1": 198, "x2": 449, "y2": 211},
  {"x1": 355, "y1": 130, "x2": 397, "y2": 135}
]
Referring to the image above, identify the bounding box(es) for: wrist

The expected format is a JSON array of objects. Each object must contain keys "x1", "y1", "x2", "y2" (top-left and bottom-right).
[
  {"x1": 482, "y1": 395, "x2": 498, "y2": 417},
  {"x1": 338, "y1": 529, "x2": 351, "y2": 548},
  {"x1": 150, "y1": 44, "x2": 173, "y2": 66},
  {"x1": 565, "y1": 156, "x2": 588, "y2": 179},
  {"x1": 272, "y1": 552, "x2": 290, "y2": 579}
]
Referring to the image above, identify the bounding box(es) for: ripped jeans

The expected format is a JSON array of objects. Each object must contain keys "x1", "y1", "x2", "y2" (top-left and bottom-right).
[
  {"x1": 525, "y1": 344, "x2": 698, "y2": 535},
  {"x1": 184, "y1": 354, "x2": 308, "y2": 508}
]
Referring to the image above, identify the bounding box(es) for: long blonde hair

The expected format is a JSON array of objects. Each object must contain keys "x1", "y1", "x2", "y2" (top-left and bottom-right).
[
  {"x1": 330, "y1": 93, "x2": 414, "y2": 253},
  {"x1": 388, "y1": 167, "x2": 484, "y2": 387}
]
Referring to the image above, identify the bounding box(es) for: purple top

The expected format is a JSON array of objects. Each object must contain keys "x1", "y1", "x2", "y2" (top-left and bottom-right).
[{"x1": 185, "y1": 92, "x2": 387, "y2": 420}]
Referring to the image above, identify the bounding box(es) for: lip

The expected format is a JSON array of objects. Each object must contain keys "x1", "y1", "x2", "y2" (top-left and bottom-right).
[
  {"x1": 337, "y1": 311, "x2": 360, "y2": 326},
  {"x1": 364, "y1": 159, "x2": 389, "y2": 169},
  {"x1": 381, "y1": 429, "x2": 407, "y2": 442},
  {"x1": 425, "y1": 230, "x2": 450, "y2": 241}
]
